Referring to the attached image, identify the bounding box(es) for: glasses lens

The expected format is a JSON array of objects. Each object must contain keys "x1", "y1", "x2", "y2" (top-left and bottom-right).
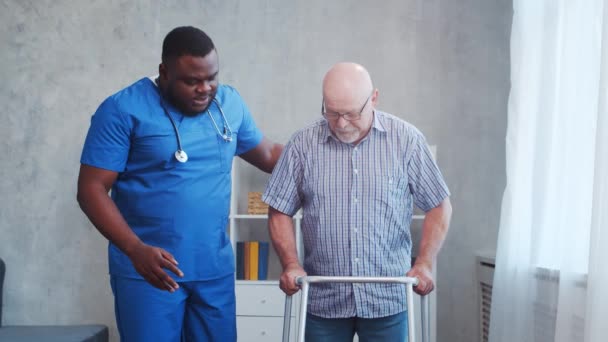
[
  {"x1": 343, "y1": 113, "x2": 360, "y2": 121},
  {"x1": 323, "y1": 112, "x2": 339, "y2": 120}
]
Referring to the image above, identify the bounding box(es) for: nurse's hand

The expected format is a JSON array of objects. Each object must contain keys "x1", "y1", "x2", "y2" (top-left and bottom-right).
[
  {"x1": 127, "y1": 241, "x2": 184, "y2": 292},
  {"x1": 279, "y1": 263, "x2": 306, "y2": 296}
]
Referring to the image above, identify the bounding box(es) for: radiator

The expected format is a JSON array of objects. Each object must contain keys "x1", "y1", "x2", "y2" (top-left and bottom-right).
[
  {"x1": 533, "y1": 267, "x2": 586, "y2": 342},
  {"x1": 476, "y1": 256, "x2": 586, "y2": 342},
  {"x1": 477, "y1": 256, "x2": 495, "y2": 342}
]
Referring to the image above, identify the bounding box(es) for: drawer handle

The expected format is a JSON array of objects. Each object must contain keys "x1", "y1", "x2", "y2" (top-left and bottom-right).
[{"x1": 260, "y1": 299, "x2": 267, "y2": 304}]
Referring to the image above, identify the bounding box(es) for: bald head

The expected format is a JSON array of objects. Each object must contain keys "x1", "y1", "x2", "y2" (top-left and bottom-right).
[
  {"x1": 321, "y1": 62, "x2": 378, "y2": 145},
  {"x1": 322, "y1": 62, "x2": 374, "y2": 107}
]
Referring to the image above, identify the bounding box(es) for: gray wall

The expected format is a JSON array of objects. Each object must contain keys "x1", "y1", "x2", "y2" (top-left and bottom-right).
[{"x1": 0, "y1": 1, "x2": 510, "y2": 341}]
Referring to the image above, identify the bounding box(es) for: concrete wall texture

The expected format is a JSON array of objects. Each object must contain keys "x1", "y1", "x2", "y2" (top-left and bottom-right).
[{"x1": 0, "y1": 1, "x2": 511, "y2": 341}]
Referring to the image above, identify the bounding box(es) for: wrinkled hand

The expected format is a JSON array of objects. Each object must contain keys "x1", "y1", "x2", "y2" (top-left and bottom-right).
[
  {"x1": 279, "y1": 263, "x2": 307, "y2": 296},
  {"x1": 127, "y1": 241, "x2": 184, "y2": 292},
  {"x1": 406, "y1": 263, "x2": 434, "y2": 296}
]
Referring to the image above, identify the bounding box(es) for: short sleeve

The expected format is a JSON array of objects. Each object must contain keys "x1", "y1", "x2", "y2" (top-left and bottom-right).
[
  {"x1": 407, "y1": 130, "x2": 450, "y2": 212},
  {"x1": 80, "y1": 97, "x2": 132, "y2": 172},
  {"x1": 231, "y1": 88, "x2": 263, "y2": 155},
  {"x1": 262, "y1": 136, "x2": 303, "y2": 216}
]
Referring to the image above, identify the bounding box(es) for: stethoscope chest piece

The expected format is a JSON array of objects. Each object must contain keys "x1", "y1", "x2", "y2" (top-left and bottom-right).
[
  {"x1": 160, "y1": 97, "x2": 232, "y2": 164},
  {"x1": 174, "y1": 149, "x2": 189, "y2": 163}
]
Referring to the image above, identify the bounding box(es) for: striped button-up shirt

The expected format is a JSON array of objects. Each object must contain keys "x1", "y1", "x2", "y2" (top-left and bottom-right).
[{"x1": 263, "y1": 110, "x2": 450, "y2": 318}]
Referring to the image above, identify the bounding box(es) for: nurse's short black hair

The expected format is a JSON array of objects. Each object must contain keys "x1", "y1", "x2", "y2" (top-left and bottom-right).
[{"x1": 162, "y1": 26, "x2": 215, "y2": 64}]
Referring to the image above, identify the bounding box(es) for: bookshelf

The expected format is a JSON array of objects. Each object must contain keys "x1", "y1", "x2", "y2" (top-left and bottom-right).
[{"x1": 229, "y1": 160, "x2": 302, "y2": 342}]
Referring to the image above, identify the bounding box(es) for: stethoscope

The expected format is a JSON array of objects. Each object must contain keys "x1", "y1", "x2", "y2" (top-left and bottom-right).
[{"x1": 160, "y1": 97, "x2": 233, "y2": 163}]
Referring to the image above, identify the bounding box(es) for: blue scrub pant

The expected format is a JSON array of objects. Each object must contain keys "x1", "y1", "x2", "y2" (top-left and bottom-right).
[
  {"x1": 110, "y1": 274, "x2": 236, "y2": 342},
  {"x1": 305, "y1": 311, "x2": 408, "y2": 342}
]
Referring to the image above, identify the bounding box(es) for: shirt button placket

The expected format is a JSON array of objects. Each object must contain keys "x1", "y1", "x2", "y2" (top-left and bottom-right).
[
  {"x1": 351, "y1": 145, "x2": 365, "y2": 316},
  {"x1": 351, "y1": 146, "x2": 359, "y2": 277}
]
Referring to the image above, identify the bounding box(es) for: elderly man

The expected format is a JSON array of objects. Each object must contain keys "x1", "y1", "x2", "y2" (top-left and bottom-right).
[{"x1": 262, "y1": 62, "x2": 452, "y2": 341}]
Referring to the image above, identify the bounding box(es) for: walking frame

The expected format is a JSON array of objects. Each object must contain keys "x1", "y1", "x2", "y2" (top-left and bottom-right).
[{"x1": 282, "y1": 276, "x2": 431, "y2": 342}]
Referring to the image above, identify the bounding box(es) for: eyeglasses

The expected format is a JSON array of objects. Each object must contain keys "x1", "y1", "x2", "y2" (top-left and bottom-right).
[{"x1": 322, "y1": 92, "x2": 372, "y2": 121}]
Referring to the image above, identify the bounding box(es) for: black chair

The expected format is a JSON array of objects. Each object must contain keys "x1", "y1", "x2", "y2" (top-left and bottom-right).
[{"x1": 0, "y1": 258, "x2": 109, "y2": 342}]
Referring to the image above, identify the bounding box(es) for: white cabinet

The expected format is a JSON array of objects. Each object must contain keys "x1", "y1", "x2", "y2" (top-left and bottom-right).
[
  {"x1": 235, "y1": 282, "x2": 298, "y2": 342},
  {"x1": 237, "y1": 316, "x2": 296, "y2": 342}
]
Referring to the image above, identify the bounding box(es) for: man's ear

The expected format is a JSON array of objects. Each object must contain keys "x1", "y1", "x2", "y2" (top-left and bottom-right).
[
  {"x1": 371, "y1": 88, "x2": 379, "y2": 107},
  {"x1": 158, "y1": 63, "x2": 168, "y2": 81}
]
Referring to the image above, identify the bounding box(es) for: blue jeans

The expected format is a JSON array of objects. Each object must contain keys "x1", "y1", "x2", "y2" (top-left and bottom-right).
[
  {"x1": 110, "y1": 274, "x2": 236, "y2": 342},
  {"x1": 305, "y1": 311, "x2": 408, "y2": 342}
]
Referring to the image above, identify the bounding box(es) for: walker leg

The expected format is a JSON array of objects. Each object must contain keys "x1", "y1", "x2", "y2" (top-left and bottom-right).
[
  {"x1": 406, "y1": 283, "x2": 416, "y2": 342},
  {"x1": 421, "y1": 295, "x2": 430, "y2": 342},
  {"x1": 297, "y1": 282, "x2": 310, "y2": 342},
  {"x1": 282, "y1": 295, "x2": 293, "y2": 342}
]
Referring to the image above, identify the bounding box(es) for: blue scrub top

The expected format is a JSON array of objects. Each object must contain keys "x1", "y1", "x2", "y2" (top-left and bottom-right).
[{"x1": 81, "y1": 78, "x2": 263, "y2": 281}]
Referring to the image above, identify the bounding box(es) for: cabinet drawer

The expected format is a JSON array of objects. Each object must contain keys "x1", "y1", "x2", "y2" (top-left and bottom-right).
[
  {"x1": 236, "y1": 283, "x2": 297, "y2": 316},
  {"x1": 237, "y1": 316, "x2": 296, "y2": 342}
]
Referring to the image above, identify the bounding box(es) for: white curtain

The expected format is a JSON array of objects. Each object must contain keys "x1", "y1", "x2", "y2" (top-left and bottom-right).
[{"x1": 489, "y1": 1, "x2": 608, "y2": 342}]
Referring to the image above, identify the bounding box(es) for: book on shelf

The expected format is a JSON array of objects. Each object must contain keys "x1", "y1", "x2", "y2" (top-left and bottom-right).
[
  {"x1": 236, "y1": 242, "x2": 245, "y2": 280},
  {"x1": 258, "y1": 242, "x2": 269, "y2": 280},
  {"x1": 243, "y1": 242, "x2": 250, "y2": 280},
  {"x1": 249, "y1": 241, "x2": 259, "y2": 280},
  {"x1": 235, "y1": 240, "x2": 270, "y2": 281}
]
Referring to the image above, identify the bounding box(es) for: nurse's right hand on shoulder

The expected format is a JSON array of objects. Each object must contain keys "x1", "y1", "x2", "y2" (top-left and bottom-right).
[{"x1": 127, "y1": 241, "x2": 184, "y2": 292}]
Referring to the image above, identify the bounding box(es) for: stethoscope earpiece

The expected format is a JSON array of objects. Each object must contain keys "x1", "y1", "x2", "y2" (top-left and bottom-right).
[{"x1": 161, "y1": 98, "x2": 233, "y2": 163}]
